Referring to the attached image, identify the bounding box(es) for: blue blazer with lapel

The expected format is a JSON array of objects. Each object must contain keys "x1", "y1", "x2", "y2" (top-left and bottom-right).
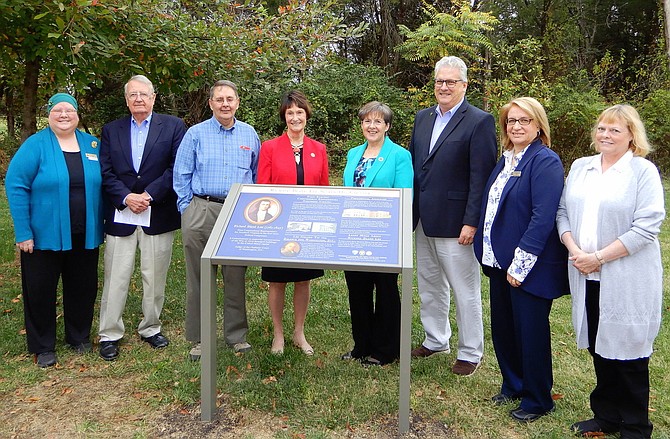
[
  {"x1": 100, "y1": 113, "x2": 186, "y2": 236},
  {"x1": 473, "y1": 139, "x2": 569, "y2": 299},
  {"x1": 409, "y1": 99, "x2": 497, "y2": 237},
  {"x1": 343, "y1": 137, "x2": 413, "y2": 189}
]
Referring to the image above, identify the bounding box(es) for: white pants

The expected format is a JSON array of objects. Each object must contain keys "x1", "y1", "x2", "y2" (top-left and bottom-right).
[
  {"x1": 99, "y1": 228, "x2": 175, "y2": 341},
  {"x1": 415, "y1": 221, "x2": 483, "y2": 362}
]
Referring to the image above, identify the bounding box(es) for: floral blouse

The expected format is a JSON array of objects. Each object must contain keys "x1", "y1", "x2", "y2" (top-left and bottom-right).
[
  {"x1": 481, "y1": 146, "x2": 538, "y2": 282},
  {"x1": 353, "y1": 156, "x2": 375, "y2": 187}
]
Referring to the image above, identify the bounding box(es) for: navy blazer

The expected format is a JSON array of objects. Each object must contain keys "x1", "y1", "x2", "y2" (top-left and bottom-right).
[
  {"x1": 100, "y1": 113, "x2": 186, "y2": 236},
  {"x1": 474, "y1": 140, "x2": 569, "y2": 299},
  {"x1": 410, "y1": 99, "x2": 497, "y2": 237}
]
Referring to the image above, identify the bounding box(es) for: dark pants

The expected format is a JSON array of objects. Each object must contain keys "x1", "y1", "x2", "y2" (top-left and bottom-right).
[
  {"x1": 585, "y1": 281, "x2": 653, "y2": 439},
  {"x1": 488, "y1": 268, "x2": 555, "y2": 414},
  {"x1": 20, "y1": 234, "x2": 99, "y2": 353},
  {"x1": 344, "y1": 271, "x2": 400, "y2": 364}
]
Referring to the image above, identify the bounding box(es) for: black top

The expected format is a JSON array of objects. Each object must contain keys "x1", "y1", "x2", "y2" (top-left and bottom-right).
[{"x1": 63, "y1": 151, "x2": 86, "y2": 235}]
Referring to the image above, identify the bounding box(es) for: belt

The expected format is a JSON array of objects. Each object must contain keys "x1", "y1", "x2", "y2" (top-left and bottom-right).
[{"x1": 194, "y1": 194, "x2": 226, "y2": 203}]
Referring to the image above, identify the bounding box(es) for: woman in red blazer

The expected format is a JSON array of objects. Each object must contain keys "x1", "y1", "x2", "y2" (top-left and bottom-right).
[{"x1": 257, "y1": 90, "x2": 329, "y2": 356}]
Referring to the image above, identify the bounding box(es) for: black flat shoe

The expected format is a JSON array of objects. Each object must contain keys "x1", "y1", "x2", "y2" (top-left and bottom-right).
[
  {"x1": 36, "y1": 351, "x2": 58, "y2": 368},
  {"x1": 570, "y1": 418, "x2": 618, "y2": 436},
  {"x1": 99, "y1": 340, "x2": 119, "y2": 361},
  {"x1": 510, "y1": 405, "x2": 555, "y2": 422},
  {"x1": 141, "y1": 332, "x2": 169, "y2": 349},
  {"x1": 362, "y1": 357, "x2": 383, "y2": 367},
  {"x1": 340, "y1": 351, "x2": 362, "y2": 361}
]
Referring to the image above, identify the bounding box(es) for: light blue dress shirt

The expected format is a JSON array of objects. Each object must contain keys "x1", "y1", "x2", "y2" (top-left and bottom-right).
[{"x1": 173, "y1": 117, "x2": 260, "y2": 213}]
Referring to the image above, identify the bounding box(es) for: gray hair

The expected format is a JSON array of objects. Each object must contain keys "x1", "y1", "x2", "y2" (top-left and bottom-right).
[
  {"x1": 124, "y1": 75, "x2": 154, "y2": 94},
  {"x1": 358, "y1": 101, "x2": 393, "y2": 126},
  {"x1": 434, "y1": 56, "x2": 468, "y2": 82},
  {"x1": 210, "y1": 80, "x2": 239, "y2": 99}
]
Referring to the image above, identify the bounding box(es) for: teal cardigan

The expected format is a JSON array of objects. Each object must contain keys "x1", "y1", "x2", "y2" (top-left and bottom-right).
[
  {"x1": 342, "y1": 136, "x2": 413, "y2": 189},
  {"x1": 5, "y1": 127, "x2": 104, "y2": 250}
]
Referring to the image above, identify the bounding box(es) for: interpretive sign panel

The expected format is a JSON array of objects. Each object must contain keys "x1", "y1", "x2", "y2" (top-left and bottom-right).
[
  {"x1": 201, "y1": 184, "x2": 414, "y2": 434},
  {"x1": 213, "y1": 184, "x2": 404, "y2": 271}
]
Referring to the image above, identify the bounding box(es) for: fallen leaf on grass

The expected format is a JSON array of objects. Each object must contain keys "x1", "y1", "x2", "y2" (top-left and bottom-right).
[
  {"x1": 414, "y1": 390, "x2": 424, "y2": 397},
  {"x1": 179, "y1": 408, "x2": 189, "y2": 415},
  {"x1": 27, "y1": 397, "x2": 40, "y2": 402},
  {"x1": 3, "y1": 309, "x2": 12, "y2": 314},
  {"x1": 246, "y1": 363, "x2": 252, "y2": 370},
  {"x1": 61, "y1": 387, "x2": 73, "y2": 395},
  {"x1": 292, "y1": 434, "x2": 306, "y2": 439},
  {"x1": 315, "y1": 358, "x2": 325, "y2": 369},
  {"x1": 552, "y1": 393, "x2": 564, "y2": 400},
  {"x1": 346, "y1": 422, "x2": 355, "y2": 432},
  {"x1": 262, "y1": 376, "x2": 277, "y2": 384},
  {"x1": 226, "y1": 365, "x2": 242, "y2": 378},
  {"x1": 78, "y1": 365, "x2": 88, "y2": 372},
  {"x1": 189, "y1": 377, "x2": 199, "y2": 383},
  {"x1": 18, "y1": 329, "x2": 26, "y2": 335},
  {"x1": 11, "y1": 297, "x2": 21, "y2": 303},
  {"x1": 584, "y1": 433, "x2": 605, "y2": 437}
]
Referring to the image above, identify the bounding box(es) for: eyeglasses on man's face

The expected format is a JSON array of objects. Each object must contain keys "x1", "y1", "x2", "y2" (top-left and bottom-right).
[
  {"x1": 127, "y1": 92, "x2": 153, "y2": 101},
  {"x1": 506, "y1": 118, "x2": 533, "y2": 126},
  {"x1": 434, "y1": 79, "x2": 464, "y2": 89}
]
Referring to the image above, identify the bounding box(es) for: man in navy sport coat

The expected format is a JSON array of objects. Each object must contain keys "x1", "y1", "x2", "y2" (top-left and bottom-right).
[{"x1": 98, "y1": 74, "x2": 186, "y2": 361}]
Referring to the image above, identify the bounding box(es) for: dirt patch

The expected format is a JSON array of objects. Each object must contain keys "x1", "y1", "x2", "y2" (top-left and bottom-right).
[{"x1": 0, "y1": 355, "x2": 458, "y2": 439}]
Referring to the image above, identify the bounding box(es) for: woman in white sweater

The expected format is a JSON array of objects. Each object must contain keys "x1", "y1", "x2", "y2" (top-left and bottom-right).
[{"x1": 556, "y1": 104, "x2": 664, "y2": 439}]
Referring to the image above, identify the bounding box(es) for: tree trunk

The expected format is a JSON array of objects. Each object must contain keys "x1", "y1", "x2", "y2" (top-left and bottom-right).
[
  {"x1": 21, "y1": 57, "x2": 40, "y2": 142},
  {"x1": 6, "y1": 88, "x2": 15, "y2": 139}
]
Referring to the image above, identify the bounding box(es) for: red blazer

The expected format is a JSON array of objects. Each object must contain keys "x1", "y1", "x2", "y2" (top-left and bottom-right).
[{"x1": 258, "y1": 133, "x2": 329, "y2": 185}]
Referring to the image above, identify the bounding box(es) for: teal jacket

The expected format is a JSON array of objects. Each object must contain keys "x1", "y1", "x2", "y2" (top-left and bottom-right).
[
  {"x1": 5, "y1": 127, "x2": 104, "y2": 250},
  {"x1": 343, "y1": 137, "x2": 413, "y2": 189}
]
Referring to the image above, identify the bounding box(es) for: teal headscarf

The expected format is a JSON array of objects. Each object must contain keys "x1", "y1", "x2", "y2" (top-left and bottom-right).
[{"x1": 47, "y1": 93, "x2": 78, "y2": 112}]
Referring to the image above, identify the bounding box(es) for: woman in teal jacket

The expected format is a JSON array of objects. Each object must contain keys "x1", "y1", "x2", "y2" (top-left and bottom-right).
[
  {"x1": 5, "y1": 93, "x2": 103, "y2": 367},
  {"x1": 341, "y1": 101, "x2": 413, "y2": 365}
]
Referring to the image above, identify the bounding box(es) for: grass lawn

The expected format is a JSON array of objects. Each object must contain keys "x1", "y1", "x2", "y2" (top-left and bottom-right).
[{"x1": 0, "y1": 184, "x2": 668, "y2": 438}]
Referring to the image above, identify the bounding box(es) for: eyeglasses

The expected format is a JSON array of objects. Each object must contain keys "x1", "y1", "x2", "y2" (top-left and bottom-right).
[
  {"x1": 506, "y1": 118, "x2": 533, "y2": 126},
  {"x1": 50, "y1": 108, "x2": 77, "y2": 115},
  {"x1": 127, "y1": 92, "x2": 153, "y2": 101},
  {"x1": 211, "y1": 97, "x2": 237, "y2": 104},
  {"x1": 434, "y1": 79, "x2": 464, "y2": 88}
]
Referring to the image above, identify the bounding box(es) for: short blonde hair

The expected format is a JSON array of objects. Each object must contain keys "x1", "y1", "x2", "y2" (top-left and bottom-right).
[
  {"x1": 592, "y1": 104, "x2": 652, "y2": 157},
  {"x1": 499, "y1": 97, "x2": 550, "y2": 150}
]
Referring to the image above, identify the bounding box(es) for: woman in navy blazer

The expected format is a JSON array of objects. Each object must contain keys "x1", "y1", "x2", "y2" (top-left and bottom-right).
[
  {"x1": 473, "y1": 97, "x2": 568, "y2": 421},
  {"x1": 341, "y1": 101, "x2": 413, "y2": 366},
  {"x1": 258, "y1": 90, "x2": 329, "y2": 356},
  {"x1": 5, "y1": 93, "x2": 103, "y2": 368}
]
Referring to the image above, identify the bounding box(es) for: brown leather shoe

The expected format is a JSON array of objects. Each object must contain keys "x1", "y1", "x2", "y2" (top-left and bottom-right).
[
  {"x1": 410, "y1": 345, "x2": 449, "y2": 358},
  {"x1": 452, "y1": 359, "x2": 480, "y2": 376}
]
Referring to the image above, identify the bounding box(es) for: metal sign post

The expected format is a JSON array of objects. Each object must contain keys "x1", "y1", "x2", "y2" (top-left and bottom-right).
[{"x1": 199, "y1": 184, "x2": 413, "y2": 434}]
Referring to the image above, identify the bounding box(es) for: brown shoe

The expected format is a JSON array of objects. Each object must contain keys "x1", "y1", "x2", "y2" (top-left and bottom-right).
[
  {"x1": 452, "y1": 359, "x2": 480, "y2": 376},
  {"x1": 411, "y1": 345, "x2": 449, "y2": 358}
]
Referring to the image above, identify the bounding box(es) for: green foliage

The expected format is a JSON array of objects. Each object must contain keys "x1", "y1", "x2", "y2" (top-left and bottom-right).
[
  {"x1": 397, "y1": 1, "x2": 498, "y2": 66},
  {"x1": 241, "y1": 61, "x2": 416, "y2": 175},
  {"x1": 545, "y1": 81, "x2": 607, "y2": 169},
  {"x1": 639, "y1": 89, "x2": 670, "y2": 174}
]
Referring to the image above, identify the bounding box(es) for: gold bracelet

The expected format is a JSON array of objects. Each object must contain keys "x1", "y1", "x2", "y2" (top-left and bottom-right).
[{"x1": 594, "y1": 250, "x2": 605, "y2": 265}]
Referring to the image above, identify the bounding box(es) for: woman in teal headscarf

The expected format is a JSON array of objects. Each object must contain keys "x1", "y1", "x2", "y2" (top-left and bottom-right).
[{"x1": 6, "y1": 93, "x2": 104, "y2": 367}]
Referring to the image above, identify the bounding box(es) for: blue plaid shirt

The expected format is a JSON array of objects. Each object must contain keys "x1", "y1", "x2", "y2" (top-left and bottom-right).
[{"x1": 174, "y1": 116, "x2": 260, "y2": 213}]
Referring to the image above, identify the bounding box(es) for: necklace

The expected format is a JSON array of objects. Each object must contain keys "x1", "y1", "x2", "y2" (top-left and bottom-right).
[{"x1": 291, "y1": 142, "x2": 303, "y2": 164}]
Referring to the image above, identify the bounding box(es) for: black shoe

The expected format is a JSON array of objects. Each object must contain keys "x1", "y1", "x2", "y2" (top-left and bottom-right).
[
  {"x1": 340, "y1": 350, "x2": 362, "y2": 361},
  {"x1": 141, "y1": 332, "x2": 169, "y2": 349},
  {"x1": 510, "y1": 405, "x2": 555, "y2": 422},
  {"x1": 36, "y1": 351, "x2": 58, "y2": 368},
  {"x1": 570, "y1": 418, "x2": 618, "y2": 436},
  {"x1": 69, "y1": 342, "x2": 92, "y2": 354},
  {"x1": 492, "y1": 393, "x2": 518, "y2": 405},
  {"x1": 99, "y1": 340, "x2": 119, "y2": 361},
  {"x1": 362, "y1": 356, "x2": 383, "y2": 367}
]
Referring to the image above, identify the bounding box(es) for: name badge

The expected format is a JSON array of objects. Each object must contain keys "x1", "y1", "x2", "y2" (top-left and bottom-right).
[
  {"x1": 511, "y1": 170, "x2": 521, "y2": 177},
  {"x1": 85, "y1": 153, "x2": 99, "y2": 161}
]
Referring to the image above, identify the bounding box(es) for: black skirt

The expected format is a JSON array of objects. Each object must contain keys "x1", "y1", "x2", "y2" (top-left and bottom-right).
[{"x1": 261, "y1": 267, "x2": 324, "y2": 283}]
